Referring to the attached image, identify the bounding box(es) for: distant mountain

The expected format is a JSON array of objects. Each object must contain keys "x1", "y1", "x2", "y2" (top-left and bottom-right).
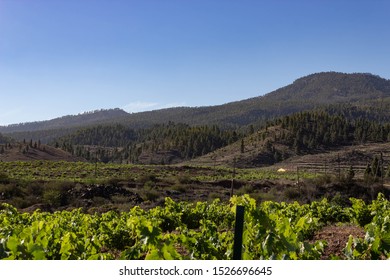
[
  {"x1": 0, "y1": 108, "x2": 130, "y2": 134},
  {"x1": 263, "y1": 72, "x2": 390, "y2": 105},
  {"x1": 2, "y1": 72, "x2": 390, "y2": 142},
  {"x1": 118, "y1": 72, "x2": 390, "y2": 128}
]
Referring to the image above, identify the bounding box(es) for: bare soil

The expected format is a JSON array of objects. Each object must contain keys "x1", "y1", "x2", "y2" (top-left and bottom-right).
[
  {"x1": 311, "y1": 224, "x2": 366, "y2": 259},
  {"x1": 0, "y1": 144, "x2": 85, "y2": 162}
]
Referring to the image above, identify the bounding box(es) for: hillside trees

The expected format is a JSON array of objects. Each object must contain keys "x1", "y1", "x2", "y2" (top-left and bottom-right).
[
  {"x1": 49, "y1": 108, "x2": 390, "y2": 165},
  {"x1": 52, "y1": 122, "x2": 243, "y2": 163},
  {"x1": 272, "y1": 110, "x2": 390, "y2": 154},
  {"x1": 0, "y1": 133, "x2": 12, "y2": 145},
  {"x1": 121, "y1": 123, "x2": 242, "y2": 162}
]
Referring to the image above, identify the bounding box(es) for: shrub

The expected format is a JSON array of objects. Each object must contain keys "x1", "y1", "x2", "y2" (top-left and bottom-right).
[
  {"x1": 330, "y1": 192, "x2": 350, "y2": 207},
  {"x1": 208, "y1": 192, "x2": 224, "y2": 201},
  {"x1": 236, "y1": 184, "x2": 254, "y2": 195},
  {"x1": 42, "y1": 181, "x2": 74, "y2": 207},
  {"x1": 42, "y1": 188, "x2": 62, "y2": 207},
  {"x1": 138, "y1": 174, "x2": 157, "y2": 184},
  {"x1": 171, "y1": 184, "x2": 187, "y2": 193},
  {"x1": 311, "y1": 174, "x2": 333, "y2": 186},
  {"x1": 0, "y1": 183, "x2": 23, "y2": 199},
  {"x1": 177, "y1": 174, "x2": 192, "y2": 184},
  {"x1": 25, "y1": 182, "x2": 44, "y2": 196},
  {"x1": 143, "y1": 189, "x2": 160, "y2": 202},
  {"x1": 0, "y1": 172, "x2": 10, "y2": 184},
  {"x1": 283, "y1": 187, "x2": 301, "y2": 200}
]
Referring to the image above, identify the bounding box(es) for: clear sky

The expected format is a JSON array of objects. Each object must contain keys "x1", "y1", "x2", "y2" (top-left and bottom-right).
[{"x1": 0, "y1": 0, "x2": 389, "y2": 125}]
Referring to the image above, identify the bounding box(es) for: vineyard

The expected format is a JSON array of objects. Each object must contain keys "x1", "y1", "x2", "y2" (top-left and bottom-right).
[
  {"x1": 1, "y1": 194, "x2": 390, "y2": 260},
  {"x1": 0, "y1": 160, "x2": 325, "y2": 212},
  {"x1": 0, "y1": 160, "x2": 315, "y2": 183},
  {"x1": 1, "y1": 160, "x2": 390, "y2": 260}
]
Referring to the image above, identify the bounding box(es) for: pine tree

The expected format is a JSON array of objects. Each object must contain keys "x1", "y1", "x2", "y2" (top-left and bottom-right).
[
  {"x1": 371, "y1": 156, "x2": 381, "y2": 178},
  {"x1": 364, "y1": 163, "x2": 372, "y2": 182},
  {"x1": 249, "y1": 125, "x2": 255, "y2": 134},
  {"x1": 346, "y1": 165, "x2": 355, "y2": 182}
]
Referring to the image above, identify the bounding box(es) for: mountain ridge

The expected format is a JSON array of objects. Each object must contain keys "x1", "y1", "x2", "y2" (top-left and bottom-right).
[
  {"x1": 0, "y1": 108, "x2": 130, "y2": 133},
  {"x1": 1, "y1": 71, "x2": 389, "y2": 138}
]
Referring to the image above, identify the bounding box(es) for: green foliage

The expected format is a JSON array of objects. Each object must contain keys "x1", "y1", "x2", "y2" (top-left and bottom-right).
[
  {"x1": 344, "y1": 193, "x2": 390, "y2": 259},
  {"x1": 0, "y1": 160, "x2": 316, "y2": 185},
  {"x1": 42, "y1": 181, "x2": 73, "y2": 207},
  {"x1": 1, "y1": 194, "x2": 390, "y2": 260},
  {"x1": 0, "y1": 172, "x2": 10, "y2": 184},
  {"x1": 348, "y1": 198, "x2": 373, "y2": 227}
]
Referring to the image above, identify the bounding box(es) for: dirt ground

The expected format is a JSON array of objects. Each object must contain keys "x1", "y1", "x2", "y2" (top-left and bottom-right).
[{"x1": 311, "y1": 224, "x2": 366, "y2": 259}]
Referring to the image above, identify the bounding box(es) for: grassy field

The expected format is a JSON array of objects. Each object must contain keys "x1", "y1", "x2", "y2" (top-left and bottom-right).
[
  {"x1": 0, "y1": 160, "x2": 316, "y2": 183},
  {"x1": 0, "y1": 160, "x2": 389, "y2": 214}
]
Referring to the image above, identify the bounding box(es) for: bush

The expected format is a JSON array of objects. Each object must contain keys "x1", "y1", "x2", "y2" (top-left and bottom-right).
[
  {"x1": 283, "y1": 187, "x2": 301, "y2": 200},
  {"x1": 42, "y1": 181, "x2": 74, "y2": 207},
  {"x1": 311, "y1": 174, "x2": 333, "y2": 186},
  {"x1": 143, "y1": 189, "x2": 160, "y2": 202},
  {"x1": 207, "y1": 192, "x2": 224, "y2": 202},
  {"x1": 171, "y1": 184, "x2": 187, "y2": 193},
  {"x1": 0, "y1": 172, "x2": 10, "y2": 184},
  {"x1": 42, "y1": 188, "x2": 62, "y2": 207},
  {"x1": 25, "y1": 182, "x2": 44, "y2": 196},
  {"x1": 9, "y1": 195, "x2": 39, "y2": 209},
  {"x1": 177, "y1": 175, "x2": 192, "y2": 184},
  {"x1": 137, "y1": 174, "x2": 157, "y2": 184},
  {"x1": 236, "y1": 184, "x2": 254, "y2": 196},
  {"x1": 0, "y1": 183, "x2": 23, "y2": 199},
  {"x1": 330, "y1": 192, "x2": 350, "y2": 207},
  {"x1": 136, "y1": 183, "x2": 161, "y2": 202}
]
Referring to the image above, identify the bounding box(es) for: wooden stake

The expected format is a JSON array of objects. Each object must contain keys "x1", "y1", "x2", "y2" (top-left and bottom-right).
[{"x1": 233, "y1": 205, "x2": 245, "y2": 260}]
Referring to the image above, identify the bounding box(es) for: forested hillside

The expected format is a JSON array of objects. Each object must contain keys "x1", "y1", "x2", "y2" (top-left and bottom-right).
[
  {"x1": 272, "y1": 111, "x2": 390, "y2": 152},
  {"x1": 1, "y1": 72, "x2": 390, "y2": 166},
  {"x1": 2, "y1": 72, "x2": 390, "y2": 141},
  {"x1": 0, "y1": 108, "x2": 129, "y2": 134},
  {"x1": 41, "y1": 107, "x2": 390, "y2": 167},
  {"x1": 191, "y1": 109, "x2": 390, "y2": 168},
  {"x1": 53, "y1": 122, "x2": 243, "y2": 164}
]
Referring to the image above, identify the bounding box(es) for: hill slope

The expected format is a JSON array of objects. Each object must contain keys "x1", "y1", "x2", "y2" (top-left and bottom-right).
[
  {"x1": 119, "y1": 72, "x2": 390, "y2": 127},
  {"x1": 188, "y1": 110, "x2": 390, "y2": 168},
  {"x1": 0, "y1": 142, "x2": 85, "y2": 162},
  {"x1": 38, "y1": 109, "x2": 390, "y2": 167},
  {"x1": 0, "y1": 72, "x2": 390, "y2": 147},
  {"x1": 1, "y1": 72, "x2": 389, "y2": 138},
  {"x1": 0, "y1": 108, "x2": 129, "y2": 134}
]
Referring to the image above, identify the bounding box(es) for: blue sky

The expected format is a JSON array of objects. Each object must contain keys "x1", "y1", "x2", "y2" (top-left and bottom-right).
[{"x1": 0, "y1": 0, "x2": 389, "y2": 125}]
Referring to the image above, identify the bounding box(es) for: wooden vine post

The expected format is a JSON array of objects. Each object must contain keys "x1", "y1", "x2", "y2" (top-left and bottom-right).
[
  {"x1": 230, "y1": 157, "x2": 236, "y2": 197},
  {"x1": 233, "y1": 205, "x2": 245, "y2": 260}
]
